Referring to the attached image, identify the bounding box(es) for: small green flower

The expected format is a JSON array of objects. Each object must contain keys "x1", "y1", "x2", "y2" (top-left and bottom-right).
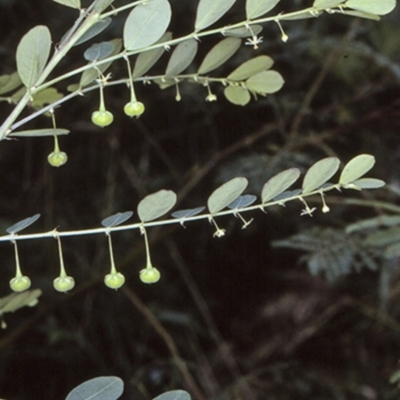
[
  {"x1": 140, "y1": 267, "x2": 161, "y2": 284},
  {"x1": 124, "y1": 101, "x2": 145, "y2": 117},
  {"x1": 10, "y1": 275, "x2": 31, "y2": 292},
  {"x1": 53, "y1": 276, "x2": 75, "y2": 293},
  {"x1": 104, "y1": 272, "x2": 126, "y2": 289},
  {"x1": 91, "y1": 110, "x2": 114, "y2": 127}
]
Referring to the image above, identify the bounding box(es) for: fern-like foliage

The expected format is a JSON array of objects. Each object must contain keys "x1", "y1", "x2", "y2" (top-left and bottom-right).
[{"x1": 272, "y1": 227, "x2": 379, "y2": 282}]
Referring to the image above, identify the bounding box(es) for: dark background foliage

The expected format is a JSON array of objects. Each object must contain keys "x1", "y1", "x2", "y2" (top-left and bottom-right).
[{"x1": 1, "y1": 1, "x2": 400, "y2": 399}]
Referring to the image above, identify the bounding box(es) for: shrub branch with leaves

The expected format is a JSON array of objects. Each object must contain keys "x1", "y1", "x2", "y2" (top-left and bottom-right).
[{"x1": 0, "y1": 0, "x2": 397, "y2": 399}]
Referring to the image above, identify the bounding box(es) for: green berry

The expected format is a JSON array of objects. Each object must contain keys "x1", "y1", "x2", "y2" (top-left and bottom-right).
[
  {"x1": 91, "y1": 110, "x2": 114, "y2": 127},
  {"x1": 10, "y1": 276, "x2": 31, "y2": 292},
  {"x1": 140, "y1": 267, "x2": 161, "y2": 284},
  {"x1": 53, "y1": 276, "x2": 75, "y2": 293},
  {"x1": 104, "y1": 272, "x2": 125, "y2": 289},
  {"x1": 124, "y1": 101, "x2": 145, "y2": 118},
  {"x1": 48, "y1": 151, "x2": 68, "y2": 167}
]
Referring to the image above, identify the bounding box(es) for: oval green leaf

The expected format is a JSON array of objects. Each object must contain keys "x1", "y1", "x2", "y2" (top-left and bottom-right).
[
  {"x1": 171, "y1": 207, "x2": 205, "y2": 219},
  {"x1": 261, "y1": 168, "x2": 301, "y2": 203},
  {"x1": 302, "y1": 157, "x2": 340, "y2": 194},
  {"x1": 80, "y1": 39, "x2": 122, "y2": 87},
  {"x1": 6, "y1": 214, "x2": 41, "y2": 234},
  {"x1": 246, "y1": 0, "x2": 280, "y2": 19},
  {"x1": 345, "y1": 0, "x2": 396, "y2": 15},
  {"x1": 84, "y1": 42, "x2": 114, "y2": 61},
  {"x1": 339, "y1": 154, "x2": 375, "y2": 185},
  {"x1": 165, "y1": 39, "x2": 198, "y2": 76},
  {"x1": 66, "y1": 376, "x2": 124, "y2": 400},
  {"x1": 101, "y1": 211, "x2": 133, "y2": 227},
  {"x1": 224, "y1": 25, "x2": 263, "y2": 38},
  {"x1": 313, "y1": 0, "x2": 344, "y2": 8},
  {"x1": 9, "y1": 128, "x2": 69, "y2": 137},
  {"x1": 31, "y1": 87, "x2": 63, "y2": 109},
  {"x1": 52, "y1": 0, "x2": 81, "y2": 9},
  {"x1": 195, "y1": 0, "x2": 237, "y2": 31},
  {"x1": 207, "y1": 177, "x2": 248, "y2": 214},
  {"x1": 123, "y1": 0, "x2": 171, "y2": 51},
  {"x1": 133, "y1": 32, "x2": 172, "y2": 78},
  {"x1": 198, "y1": 37, "x2": 241, "y2": 75},
  {"x1": 227, "y1": 194, "x2": 257, "y2": 209},
  {"x1": 224, "y1": 85, "x2": 251, "y2": 106},
  {"x1": 16, "y1": 25, "x2": 52, "y2": 88},
  {"x1": 138, "y1": 190, "x2": 177, "y2": 222},
  {"x1": 245, "y1": 70, "x2": 284, "y2": 94},
  {"x1": 228, "y1": 55, "x2": 274, "y2": 81},
  {"x1": 0, "y1": 289, "x2": 42, "y2": 314},
  {"x1": 94, "y1": 0, "x2": 116, "y2": 12},
  {"x1": 339, "y1": 9, "x2": 380, "y2": 19},
  {"x1": 152, "y1": 390, "x2": 191, "y2": 400},
  {"x1": 350, "y1": 178, "x2": 385, "y2": 189},
  {"x1": 74, "y1": 18, "x2": 112, "y2": 46},
  {"x1": 0, "y1": 72, "x2": 22, "y2": 95}
]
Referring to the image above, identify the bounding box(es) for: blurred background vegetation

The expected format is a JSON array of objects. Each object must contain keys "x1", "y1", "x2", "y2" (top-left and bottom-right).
[{"x1": 1, "y1": 0, "x2": 400, "y2": 399}]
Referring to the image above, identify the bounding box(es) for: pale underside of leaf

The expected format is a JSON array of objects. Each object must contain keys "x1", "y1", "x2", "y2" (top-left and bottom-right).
[
  {"x1": 123, "y1": 0, "x2": 171, "y2": 51},
  {"x1": 198, "y1": 37, "x2": 241, "y2": 75},
  {"x1": 52, "y1": 0, "x2": 81, "y2": 9},
  {"x1": 165, "y1": 39, "x2": 198, "y2": 76},
  {"x1": 171, "y1": 207, "x2": 205, "y2": 219},
  {"x1": 79, "y1": 38, "x2": 122, "y2": 87},
  {"x1": 6, "y1": 214, "x2": 41, "y2": 234},
  {"x1": 262, "y1": 168, "x2": 301, "y2": 203},
  {"x1": 228, "y1": 55, "x2": 274, "y2": 80},
  {"x1": 16, "y1": 25, "x2": 52, "y2": 88},
  {"x1": 9, "y1": 128, "x2": 69, "y2": 138},
  {"x1": 138, "y1": 190, "x2": 177, "y2": 222},
  {"x1": 74, "y1": 18, "x2": 112, "y2": 47},
  {"x1": 133, "y1": 32, "x2": 172, "y2": 78},
  {"x1": 339, "y1": 154, "x2": 375, "y2": 185},
  {"x1": 224, "y1": 85, "x2": 250, "y2": 106},
  {"x1": 195, "y1": 0, "x2": 237, "y2": 32},
  {"x1": 84, "y1": 42, "x2": 115, "y2": 61},
  {"x1": 101, "y1": 211, "x2": 133, "y2": 227},
  {"x1": 207, "y1": 177, "x2": 248, "y2": 214},
  {"x1": 227, "y1": 194, "x2": 257, "y2": 209},
  {"x1": 246, "y1": 0, "x2": 281, "y2": 19},
  {"x1": 245, "y1": 70, "x2": 284, "y2": 94},
  {"x1": 345, "y1": 0, "x2": 396, "y2": 15},
  {"x1": 65, "y1": 376, "x2": 124, "y2": 400},
  {"x1": 302, "y1": 157, "x2": 340, "y2": 194}
]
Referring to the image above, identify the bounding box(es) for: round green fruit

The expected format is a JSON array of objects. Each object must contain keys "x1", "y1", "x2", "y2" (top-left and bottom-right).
[
  {"x1": 104, "y1": 272, "x2": 125, "y2": 289},
  {"x1": 91, "y1": 110, "x2": 114, "y2": 127},
  {"x1": 48, "y1": 151, "x2": 68, "y2": 167},
  {"x1": 53, "y1": 276, "x2": 75, "y2": 293},
  {"x1": 140, "y1": 267, "x2": 161, "y2": 284},
  {"x1": 9, "y1": 276, "x2": 31, "y2": 292},
  {"x1": 124, "y1": 101, "x2": 145, "y2": 117}
]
